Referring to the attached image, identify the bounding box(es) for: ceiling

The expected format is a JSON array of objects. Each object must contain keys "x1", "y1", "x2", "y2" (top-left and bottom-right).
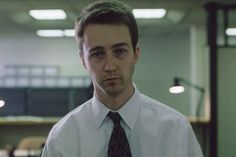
[{"x1": 0, "y1": 0, "x2": 236, "y2": 36}]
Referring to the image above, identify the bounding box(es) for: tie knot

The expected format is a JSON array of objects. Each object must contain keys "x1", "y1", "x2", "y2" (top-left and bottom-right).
[{"x1": 108, "y1": 111, "x2": 121, "y2": 125}]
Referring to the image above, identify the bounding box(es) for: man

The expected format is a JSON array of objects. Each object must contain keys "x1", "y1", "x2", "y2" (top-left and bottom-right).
[{"x1": 42, "y1": 1, "x2": 203, "y2": 157}]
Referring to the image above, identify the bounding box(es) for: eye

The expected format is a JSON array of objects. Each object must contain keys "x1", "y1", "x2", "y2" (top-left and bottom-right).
[
  {"x1": 113, "y1": 48, "x2": 127, "y2": 58},
  {"x1": 90, "y1": 50, "x2": 105, "y2": 59}
]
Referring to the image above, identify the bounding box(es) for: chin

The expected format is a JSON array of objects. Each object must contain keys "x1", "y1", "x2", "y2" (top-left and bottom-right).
[{"x1": 104, "y1": 86, "x2": 124, "y2": 97}]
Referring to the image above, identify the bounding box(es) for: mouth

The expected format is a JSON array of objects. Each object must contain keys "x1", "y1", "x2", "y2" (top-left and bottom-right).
[{"x1": 103, "y1": 77, "x2": 121, "y2": 83}]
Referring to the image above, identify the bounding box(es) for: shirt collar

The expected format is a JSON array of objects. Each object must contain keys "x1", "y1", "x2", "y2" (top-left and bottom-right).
[
  {"x1": 92, "y1": 96, "x2": 110, "y2": 130},
  {"x1": 92, "y1": 88, "x2": 142, "y2": 130}
]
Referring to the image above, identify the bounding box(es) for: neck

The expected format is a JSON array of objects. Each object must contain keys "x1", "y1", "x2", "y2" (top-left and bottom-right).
[{"x1": 95, "y1": 83, "x2": 135, "y2": 110}]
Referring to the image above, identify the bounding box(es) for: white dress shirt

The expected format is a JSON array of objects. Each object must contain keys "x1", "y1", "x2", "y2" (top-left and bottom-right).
[{"x1": 42, "y1": 88, "x2": 203, "y2": 157}]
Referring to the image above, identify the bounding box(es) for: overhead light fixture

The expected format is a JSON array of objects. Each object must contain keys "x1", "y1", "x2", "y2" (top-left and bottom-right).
[
  {"x1": 36, "y1": 29, "x2": 75, "y2": 37},
  {"x1": 37, "y1": 30, "x2": 64, "y2": 37},
  {"x1": 226, "y1": 28, "x2": 236, "y2": 36},
  {"x1": 169, "y1": 77, "x2": 205, "y2": 117},
  {"x1": 132, "y1": 9, "x2": 166, "y2": 19},
  {"x1": 64, "y1": 29, "x2": 75, "y2": 37},
  {"x1": 0, "y1": 99, "x2": 5, "y2": 108},
  {"x1": 29, "y1": 9, "x2": 67, "y2": 20}
]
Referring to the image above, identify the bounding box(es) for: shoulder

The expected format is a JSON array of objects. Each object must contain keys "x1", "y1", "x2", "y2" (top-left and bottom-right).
[
  {"x1": 137, "y1": 94, "x2": 203, "y2": 156},
  {"x1": 139, "y1": 93, "x2": 188, "y2": 125},
  {"x1": 47, "y1": 99, "x2": 93, "y2": 141}
]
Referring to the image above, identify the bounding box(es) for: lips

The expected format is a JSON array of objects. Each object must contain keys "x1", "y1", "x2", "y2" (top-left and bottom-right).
[{"x1": 103, "y1": 77, "x2": 121, "y2": 83}]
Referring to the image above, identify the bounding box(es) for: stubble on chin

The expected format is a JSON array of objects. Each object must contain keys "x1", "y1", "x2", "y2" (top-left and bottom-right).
[{"x1": 101, "y1": 78, "x2": 125, "y2": 97}]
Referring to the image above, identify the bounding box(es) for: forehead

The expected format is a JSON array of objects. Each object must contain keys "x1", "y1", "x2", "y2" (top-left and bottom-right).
[{"x1": 83, "y1": 24, "x2": 132, "y2": 49}]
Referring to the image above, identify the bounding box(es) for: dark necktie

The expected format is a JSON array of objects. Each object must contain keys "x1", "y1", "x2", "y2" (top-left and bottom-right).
[{"x1": 108, "y1": 111, "x2": 132, "y2": 157}]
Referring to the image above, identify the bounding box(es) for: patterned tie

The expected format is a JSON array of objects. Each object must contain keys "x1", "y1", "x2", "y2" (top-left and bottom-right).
[{"x1": 108, "y1": 111, "x2": 132, "y2": 157}]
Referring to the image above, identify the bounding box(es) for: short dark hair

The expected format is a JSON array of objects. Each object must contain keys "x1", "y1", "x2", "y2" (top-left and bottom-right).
[{"x1": 75, "y1": 0, "x2": 139, "y2": 52}]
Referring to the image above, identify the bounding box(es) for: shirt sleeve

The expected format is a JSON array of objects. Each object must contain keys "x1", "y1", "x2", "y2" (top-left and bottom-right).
[{"x1": 41, "y1": 137, "x2": 62, "y2": 157}]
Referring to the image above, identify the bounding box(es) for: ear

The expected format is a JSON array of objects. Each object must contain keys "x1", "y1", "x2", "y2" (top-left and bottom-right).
[
  {"x1": 134, "y1": 45, "x2": 140, "y2": 64},
  {"x1": 79, "y1": 51, "x2": 87, "y2": 69}
]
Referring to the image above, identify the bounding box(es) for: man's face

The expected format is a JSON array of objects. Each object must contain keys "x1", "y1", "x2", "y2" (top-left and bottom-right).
[{"x1": 80, "y1": 24, "x2": 139, "y2": 97}]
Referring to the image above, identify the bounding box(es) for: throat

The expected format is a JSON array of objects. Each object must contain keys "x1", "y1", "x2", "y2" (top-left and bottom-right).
[{"x1": 95, "y1": 86, "x2": 135, "y2": 110}]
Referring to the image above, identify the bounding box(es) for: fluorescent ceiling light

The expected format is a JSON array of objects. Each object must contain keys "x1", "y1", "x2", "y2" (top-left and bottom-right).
[
  {"x1": 29, "y1": 9, "x2": 67, "y2": 20},
  {"x1": 37, "y1": 30, "x2": 64, "y2": 37},
  {"x1": 64, "y1": 29, "x2": 75, "y2": 37},
  {"x1": 226, "y1": 28, "x2": 236, "y2": 36},
  {"x1": 37, "y1": 29, "x2": 75, "y2": 37},
  {"x1": 132, "y1": 9, "x2": 166, "y2": 19}
]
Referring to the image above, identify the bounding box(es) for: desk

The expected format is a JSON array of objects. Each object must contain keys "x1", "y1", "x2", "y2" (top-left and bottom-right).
[
  {"x1": 0, "y1": 116, "x2": 60, "y2": 125},
  {"x1": 0, "y1": 149, "x2": 42, "y2": 157}
]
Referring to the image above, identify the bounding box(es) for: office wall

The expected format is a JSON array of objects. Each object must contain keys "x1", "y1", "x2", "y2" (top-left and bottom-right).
[
  {"x1": 0, "y1": 26, "x2": 192, "y2": 115},
  {"x1": 0, "y1": 25, "x2": 205, "y2": 149},
  {"x1": 0, "y1": 34, "x2": 86, "y2": 77},
  {"x1": 218, "y1": 48, "x2": 236, "y2": 157},
  {"x1": 135, "y1": 26, "x2": 191, "y2": 115}
]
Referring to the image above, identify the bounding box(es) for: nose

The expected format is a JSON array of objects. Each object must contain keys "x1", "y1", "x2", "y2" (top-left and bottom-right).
[{"x1": 104, "y1": 55, "x2": 117, "y2": 72}]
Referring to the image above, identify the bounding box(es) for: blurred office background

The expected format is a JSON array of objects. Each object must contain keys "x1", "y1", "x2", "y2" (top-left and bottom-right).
[{"x1": 0, "y1": 0, "x2": 236, "y2": 157}]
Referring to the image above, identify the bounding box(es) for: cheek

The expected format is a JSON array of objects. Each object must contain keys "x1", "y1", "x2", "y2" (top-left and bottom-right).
[
  {"x1": 126, "y1": 60, "x2": 136, "y2": 74},
  {"x1": 83, "y1": 57, "x2": 94, "y2": 70},
  {"x1": 87, "y1": 64, "x2": 100, "y2": 76}
]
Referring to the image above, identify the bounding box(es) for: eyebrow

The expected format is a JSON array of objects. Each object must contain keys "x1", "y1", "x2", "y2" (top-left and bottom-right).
[
  {"x1": 88, "y1": 42, "x2": 130, "y2": 53},
  {"x1": 111, "y1": 42, "x2": 130, "y2": 49},
  {"x1": 88, "y1": 46, "x2": 104, "y2": 53}
]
